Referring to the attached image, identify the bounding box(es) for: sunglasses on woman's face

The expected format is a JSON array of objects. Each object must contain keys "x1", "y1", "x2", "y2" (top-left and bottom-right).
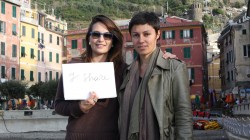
[{"x1": 90, "y1": 31, "x2": 113, "y2": 40}]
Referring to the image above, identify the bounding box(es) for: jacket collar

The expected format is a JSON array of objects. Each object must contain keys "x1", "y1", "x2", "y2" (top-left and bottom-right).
[{"x1": 126, "y1": 48, "x2": 171, "y2": 71}]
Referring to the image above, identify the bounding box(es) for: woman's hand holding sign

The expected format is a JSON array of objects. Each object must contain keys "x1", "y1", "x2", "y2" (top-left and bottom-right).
[{"x1": 79, "y1": 92, "x2": 99, "y2": 113}]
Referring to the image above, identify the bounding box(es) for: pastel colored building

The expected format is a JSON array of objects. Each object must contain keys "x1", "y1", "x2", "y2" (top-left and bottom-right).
[{"x1": 0, "y1": 0, "x2": 21, "y2": 82}]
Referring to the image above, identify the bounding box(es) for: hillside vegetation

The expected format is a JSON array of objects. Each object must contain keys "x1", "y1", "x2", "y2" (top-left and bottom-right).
[
  {"x1": 33, "y1": 0, "x2": 246, "y2": 30},
  {"x1": 34, "y1": 0, "x2": 192, "y2": 29}
]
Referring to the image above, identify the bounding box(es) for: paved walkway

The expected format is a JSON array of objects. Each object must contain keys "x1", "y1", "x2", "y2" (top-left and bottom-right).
[{"x1": 0, "y1": 129, "x2": 230, "y2": 140}]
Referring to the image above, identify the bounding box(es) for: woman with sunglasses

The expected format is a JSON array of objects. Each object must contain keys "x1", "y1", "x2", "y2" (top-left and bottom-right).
[
  {"x1": 118, "y1": 12, "x2": 193, "y2": 140},
  {"x1": 55, "y1": 15, "x2": 125, "y2": 140}
]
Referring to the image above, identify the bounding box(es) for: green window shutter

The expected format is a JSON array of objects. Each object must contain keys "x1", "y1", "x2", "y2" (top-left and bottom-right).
[
  {"x1": 49, "y1": 71, "x2": 52, "y2": 81},
  {"x1": 30, "y1": 71, "x2": 34, "y2": 81},
  {"x1": 49, "y1": 52, "x2": 52, "y2": 62},
  {"x1": 22, "y1": 26, "x2": 26, "y2": 36},
  {"x1": 11, "y1": 68, "x2": 15, "y2": 80},
  {"x1": 1, "y1": 2, "x2": 5, "y2": 14},
  {"x1": 1, "y1": 66, "x2": 5, "y2": 78},
  {"x1": 56, "y1": 72, "x2": 59, "y2": 81},
  {"x1": 82, "y1": 39, "x2": 86, "y2": 48},
  {"x1": 56, "y1": 53, "x2": 59, "y2": 63},
  {"x1": 1, "y1": 42, "x2": 5, "y2": 55},
  {"x1": 12, "y1": 24, "x2": 16, "y2": 35},
  {"x1": 12, "y1": 6, "x2": 16, "y2": 18},
  {"x1": 166, "y1": 48, "x2": 172, "y2": 53},
  {"x1": 191, "y1": 68, "x2": 195, "y2": 79},
  {"x1": 190, "y1": 29, "x2": 193, "y2": 38},
  {"x1": 38, "y1": 72, "x2": 41, "y2": 82},
  {"x1": 21, "y1": 69, "x2": 25, "y2": 80},
  {"x1": 57, "y1": 36, "x2": 59, "y2": 45},
  {"x1": 162, "y1": 31, "x2": 166, "y2": 39},
  {"x1": 172, "y1": 30, "x2": 175, "y2": 39},
  {"x1": 72, "y1": 40, "x2": 77, "y2": 49},
  {"x1": 184, "y1": 47, "x2": 191, "y2": 58},
  {"x1": 38, "y1": 50, "x2": 40, "y2": 61},
  {"x1": 180, "y1": 30, "x2": 183, "y2": 38},
  {"x1": 133, "y1": 50, "x2": 138, "y2": 59},
  {"x1": 42, "y1": 51, "x2": 44, "y2": 61},
  {"x1": 38, "y1": 32, "x2": 40, "y2": 42},
  {"x1": 30, "y1": 48, "x2": 34, "y2": 58},
  {"x1": 21, "y1": 46, "x2": 25, "y2": 57},
  {"x1": 12, "y1": 44, "x2": 17, "y2": 57},
  {"x1": 32, "y1": 28, "x2": 35, "y2": 38}
]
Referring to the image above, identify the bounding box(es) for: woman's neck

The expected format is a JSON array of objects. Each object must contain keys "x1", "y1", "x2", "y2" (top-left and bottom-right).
[{"x1": 91, "y1": 54, "x2": 108, "y2": 62}]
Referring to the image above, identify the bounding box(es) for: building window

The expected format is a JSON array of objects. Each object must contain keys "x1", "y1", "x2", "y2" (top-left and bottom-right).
[
  {"x1": 11, "y1": 68, "x2": 15, "y2": 80},
  {"x1": 180, "y1": 29, "x2": 193, "y2": 38},
  {"x1": 38, "y1": 50, "x2": 40, "y2": 61},
  {"x1": 1, "y1": 66, "x2": 5, "y2": 78},
  {"x1": 188, "y1": 68, "x2": 195, "y2": 85},
  {"x1": 12, "y1": 24, "x2": 17, "y2": 35},
  {"x1": 12, "y1": 5, "x2": 16, "y2": 18},
  {"x1": 56, "y1": 53, "x2": 59, "y2": 63},
  {"x1": 1, "y1": 42, "x2": 5, "y2": 55},
  {"x1": 227, "y1": 71, "x2": 230, "y2": 81},
  {"x1": 49, "y1": 34, "x2": 52, "y2": 43},
  {"x1": 162, "y1": 30, "x2": 175, "y2": 39},
  {"x1": 42, "y1": 51, "x2": 44, "y2": 62},
  {"x1": 38, "y1": 72, "x2": 41, "y2": 82},
  {"x1": 82, "y1": 39, "x2": 86, "y2": 48},
  {"x1": 56, "y1": 72, "x2": 59, "y2": 81},
  {"x1": 49, "y1": 71, "x2": 52, "y2": 81},
  {"x1": 30, "y1": 71, "x2": 34, "y2": 81},
  {"x1": 165, "y1": 48, "x2": 172, "y2": 53},
  {"x1": 183, "y1": 47, "x2": 191, "y2": 58},
  {"x1": 38, "y1": 32, "x2": 40, "y2": 42},
  {"x1": 21, "y1": 69, "x2": 25, "y2": 80},
  {"x1": 57, "y1": 36, "x2": 60, "y2": 45},
  {"x1": 243, "y1": 45, "x2": 250, "y2": 57},
  {"x1": 30, "y1": 48, "x2": 35, "y2": 59},
  {"x1": 22, "y1": 26, "x2": 26, "y2": 36},
  {"x1": 41, "y1": 33, "x2": 44, "y2": 44},
  {"x1": 12, "y1": 44, "x2": 17, "y2": 57},
  {"x1": 31, "y1": 28, "x2": 35, "y2": 38},
  {"x1": 72, "y1": 40, "x2": 77, "y2": 49},
  {"x1": 242, "y1": 29, "x2": 247, "y2": 35},
  {"x1": 49, "y1": 52, "x2": 52, "y2": 62},
  {"x1": 0, "y1": 20, "x2": 6, "y2": 33},
  {"x1": 21, "y1": 46, "x2": 25, "y2": 57},
  {"x1": 1, "y1": 2, "x2": 5, "y2": 14}
]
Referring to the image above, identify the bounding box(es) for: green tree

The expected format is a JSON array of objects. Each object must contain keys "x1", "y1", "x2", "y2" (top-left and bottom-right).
[
  {"x1": 27, "y1": 81, "x2": 44, "y2": 98},
  {"x1": 202, "y1": 14, "x2": 213, "y2": 29},
  {"x1": 212, "y1": 8, "x2": 224, "y2": 15},
  {"x1": 39, "y1": 80, "x2": 58, "y2": 101},
  {"x1": 0, "y1": 80, "x2": 27, "y2": 99}
]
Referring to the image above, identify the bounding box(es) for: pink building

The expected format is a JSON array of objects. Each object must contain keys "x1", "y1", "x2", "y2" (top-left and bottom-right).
[{"x1": 0, "y1": 0, "x2": 21, "y2": 82}]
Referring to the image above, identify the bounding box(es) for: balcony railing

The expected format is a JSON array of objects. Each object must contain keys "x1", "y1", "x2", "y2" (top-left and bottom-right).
[
  {"x1": 20, "y1": 16, "x2": 38, "y2": 25},
  {"x1": 45, "y1": 24, "x2": 65, "y2": 34}
]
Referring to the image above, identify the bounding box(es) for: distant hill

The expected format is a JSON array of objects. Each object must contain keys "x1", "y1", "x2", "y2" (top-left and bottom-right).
[
  {"x1": 33, "y1": 0, "x2": 192, "y2": 29},
  {"x1": 32, "y1": 0, "x2": 247, "y2": 30}
]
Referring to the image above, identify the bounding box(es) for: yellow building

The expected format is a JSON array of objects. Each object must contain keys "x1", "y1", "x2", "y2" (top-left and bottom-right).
[
  {"x1": 207, "y1": 55, "x2": 221, "y2": 94},
  {"x1": 20, "y1": 3, "x2": 38, "y2": 86}
]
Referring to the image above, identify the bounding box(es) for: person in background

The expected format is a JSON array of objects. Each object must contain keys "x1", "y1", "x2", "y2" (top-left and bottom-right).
[{"x1": 118, "y1": 12, "x2": 193, "y2": 140}]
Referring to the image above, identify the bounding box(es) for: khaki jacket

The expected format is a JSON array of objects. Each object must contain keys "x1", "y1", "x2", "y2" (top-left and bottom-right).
[{"x1": 119, "y1": 51, "x2": 193, "y2": 140}]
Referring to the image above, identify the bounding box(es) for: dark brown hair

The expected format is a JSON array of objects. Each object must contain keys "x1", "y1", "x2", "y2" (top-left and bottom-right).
[{"x1": 81, "y1": 15, "x2": 124, "y2": 71}]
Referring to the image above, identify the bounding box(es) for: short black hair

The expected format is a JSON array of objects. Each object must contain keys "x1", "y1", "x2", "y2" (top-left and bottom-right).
[{"x1": 129, "y1": 11, "x2": 160, "y2": 34}]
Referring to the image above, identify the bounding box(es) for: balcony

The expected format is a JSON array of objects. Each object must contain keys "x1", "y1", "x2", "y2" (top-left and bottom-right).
[
  {"x1": 45, "y1": 24, "x2": 65, "y2": 35},
  {"x1": 20, "y1": 16, "x2": 38, "y2": 25}
]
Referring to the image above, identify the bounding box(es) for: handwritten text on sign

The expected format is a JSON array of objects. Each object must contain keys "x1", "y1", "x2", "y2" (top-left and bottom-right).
[{"x1": 62, "y1": 62, "x2": 117, "y2": 100}]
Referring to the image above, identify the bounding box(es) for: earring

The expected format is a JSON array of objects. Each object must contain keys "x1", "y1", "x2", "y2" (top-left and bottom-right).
[
  {"x1": 89, "y1": 42, "x2": 91, "y2": 45},
  {"x1": 112, "y1": 44, "x2": 114, "y2": 47}
]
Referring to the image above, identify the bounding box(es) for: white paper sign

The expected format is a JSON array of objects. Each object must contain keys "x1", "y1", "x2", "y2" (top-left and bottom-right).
[{"x1": 62, "y1": 62, "x2": 117, "y2": 100}]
